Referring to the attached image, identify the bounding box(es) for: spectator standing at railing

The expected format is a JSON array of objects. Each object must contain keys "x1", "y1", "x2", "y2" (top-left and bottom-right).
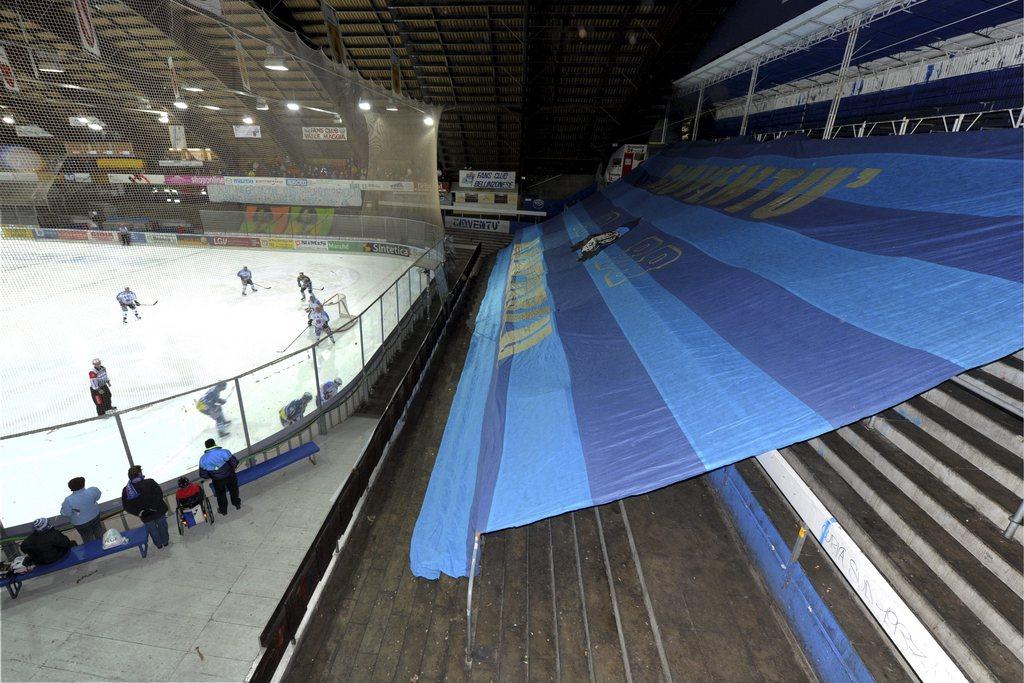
[
  {"x1": 121, "y1": 465, "x2": 170, "y2": 549},
  {"x1": 60, "y1": 477, "x2": 105, "y2": 543},
  {"x1": 199, "y1": 439, "x2": 241, "y2": 516}
]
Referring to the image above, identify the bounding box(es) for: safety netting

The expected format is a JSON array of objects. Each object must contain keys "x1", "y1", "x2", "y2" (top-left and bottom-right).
[{"x1": 411, "y1": 129, "x2": 1023, "y2": 579}]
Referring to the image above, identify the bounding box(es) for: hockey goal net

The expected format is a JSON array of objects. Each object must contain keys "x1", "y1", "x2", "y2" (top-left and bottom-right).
[{"x1": 322, "y1": 293, "x2": 354, "y2": 322}]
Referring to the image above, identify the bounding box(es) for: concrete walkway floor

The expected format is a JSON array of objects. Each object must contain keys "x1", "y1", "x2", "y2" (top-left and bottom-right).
[{"x1": 0, "y1": 415, "x2": 377, "y2": 683}]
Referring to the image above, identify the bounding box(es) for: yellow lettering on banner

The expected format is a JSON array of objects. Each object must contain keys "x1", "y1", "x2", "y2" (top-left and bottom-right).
[
  {"x1": 704, "y1": 165, "x2": 772, "y2": 206},
  {"x1": 751, "y1": 167, "x2": 855, "y2": 219},
  {"x1": 506, "y1": 306, "x2": 551, "y2": 323},
  {"x1": 724, "y1": 168, "x2": 806, "y2": 214},
  {"x1": 646, "y1": 164, "x2": 687, "y2": 193},
  {"x1": 844, "y1": 167, "x2": 882, "y2": 189},
  {"x1": 681, "y1": 166, "x2": 744, "y2": 203},
  {"x1": 497, "y1": 316, "x2": 553, "y2": 361},
  {"x1": 666, "y1": 165, "x2": 713, "y2": 196},
  {"x1": 498, "y1": 236, "x2": 552, "y2": 362},
  {"x1": 3, "y1": 227, "x2": 34, "y2": 238},
  {"x1": 268, "y1": 239, "x2": 295, "y2": 249}
]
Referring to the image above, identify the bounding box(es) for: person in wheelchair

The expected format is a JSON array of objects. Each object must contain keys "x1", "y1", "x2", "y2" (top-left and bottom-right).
[
  {"x1": 175, "y1": 477, "x2": 214, "y2": 532},
  {"x1": 175, "y1": 477, "x2": 203, "y2": 508}
]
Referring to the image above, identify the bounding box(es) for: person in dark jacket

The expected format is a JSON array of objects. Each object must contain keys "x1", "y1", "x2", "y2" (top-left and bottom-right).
[
  {"x1": 199, "y1": 439, "x2": 241, "y2": 515},
  {"x1": 20, "y1": 518, "x2": 76, "y2": 566},
  {"x1": 121, "y1": 465, "x2": 170, "y2": 549}
]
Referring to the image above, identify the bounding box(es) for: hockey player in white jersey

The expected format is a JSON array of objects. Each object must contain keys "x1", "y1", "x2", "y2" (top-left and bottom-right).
[
  {"x1": 305, "y1": 294, "x2": 321, "y2": 327},
  {"x1": 237, "y1": 266, "x2": 256, "y2": 296},
  {"x1": 297, "y1": 272, "x2": 313, "y2": 301},
  {"x1": 310, "y1": 305, "x2": 334, "y2": 344},
  {"x1": 116, "y1": 287, "x2": 141, "y2": 323}
]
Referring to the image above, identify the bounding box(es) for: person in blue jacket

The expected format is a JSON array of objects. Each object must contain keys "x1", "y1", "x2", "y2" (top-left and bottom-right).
[
  {"x1": 199, "y1": 438, "x2": 240, "y2": 515},
  {"x1": 318, "y1": 378, "x2": 343, "y2": 406},
  {"x1": 60, "y1": 477, "x2": 105, "y2": 543},
  {"x1": 279, "y1": 392, "x2": 313, "y2": 427}
]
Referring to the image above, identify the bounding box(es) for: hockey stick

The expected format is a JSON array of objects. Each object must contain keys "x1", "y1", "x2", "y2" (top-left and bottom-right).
[
  {"x1": 136, "y1": 301, "x2": 159, "y2": 306},
  {"x1": 252, "y1": 282, "x2": 272, "y2": 289},
  {"x1": 277, "y1": 326, "x2": 310, "y2": 353}
]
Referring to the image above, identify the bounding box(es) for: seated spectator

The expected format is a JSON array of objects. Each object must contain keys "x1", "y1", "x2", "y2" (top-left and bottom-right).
[
  {"x1": 121, "y1": 465, "x2": 170, "y2": 549},
  {"x1": 21, "y1": 518, "x2": 76, "y2": 566},
  {"x1": 60, "y1": 476, "x2": 105, "y2": 543},
  {"x1": 175, "y1": 477, "x2": 203, "y2": 507}
]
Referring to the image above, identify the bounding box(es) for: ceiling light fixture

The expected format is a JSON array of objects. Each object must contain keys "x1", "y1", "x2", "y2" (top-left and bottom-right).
[
  {"x1": 183, "y1": 86, "x2": 204, "y2": 93},
  {"x1": 76, "y1": 116, "x2": 90, "y2": 124},
  {"x1": 423, "y1": 115, "x2": 434, "y2": 126},
  {"x1": 87, "y1": 122, "x2": 103, "y2": 131},
  {"x1": 286, "y1": 102, "x2": 300, "y2": 111},
  {"x1": 158, "y1": 114, "x2": 169, "y2": 123},
  {"x1": 242, "y1": 115, "x2": 254, "y2": 124},
  {"x1": 37, "y1": 51, "x2": 65, "y2": 74},
  {"x1": 201, "y1": 105, "x2": 221, "y2": 111},
  {"x1": 173, "y1": 101, "x2": 188, "y2": 110},
  {"x1": 358, "y1": 100, "x2": 371, "y2": 111},
  {"x1": 1, "y1": 115, "x2": 14, "y2": 125},
  {"x1": 264, "y1": 46, "x2": 289, "y2": 71},
  {"x1": 386, "y1": 104, "x2": 398, "y2": 111},
  {"x1": 255, "y1": 97, "x2": 269, "y2": 111}
]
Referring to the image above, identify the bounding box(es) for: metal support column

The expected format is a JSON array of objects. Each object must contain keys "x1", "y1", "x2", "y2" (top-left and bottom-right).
[
  {"x1": 234, "y1": 377, "x2": 252, "y2": 452},
  {"x1": 692, "y1": 83, "x2": 705, "y2": 140},
  {"x1": 114, "y1": 412, "x2": 135, "y2": 467},
  {"x1": 823, "y1": 20, "x2": 861, "y2": 140},
  {"x1": 1005, "y1": 500, "x2": 1024, "y2": 539},
  {"x1": 465, "y1": 532, "x2": 482, "y2": 664},
  {"x1": 739, "y1": 63, "x2": 759, "y2": 137}
]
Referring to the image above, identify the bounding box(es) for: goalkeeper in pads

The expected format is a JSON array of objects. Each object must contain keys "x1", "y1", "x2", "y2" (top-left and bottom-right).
[{"x1": 571, "y1": 218, "x2": 640, "y2": 262}]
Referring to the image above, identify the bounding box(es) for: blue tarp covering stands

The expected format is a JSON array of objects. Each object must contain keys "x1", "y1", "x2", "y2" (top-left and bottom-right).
[{"x1": 411, "y1": 130, "x2": 1023, "y2": 579}]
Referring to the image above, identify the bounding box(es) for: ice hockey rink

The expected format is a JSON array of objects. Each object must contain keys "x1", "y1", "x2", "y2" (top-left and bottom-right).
[{"x1": 0, "y1": 236, "x2": 424, "y2": 526}]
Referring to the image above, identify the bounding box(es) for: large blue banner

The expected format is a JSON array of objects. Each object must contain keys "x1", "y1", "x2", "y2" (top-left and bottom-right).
[{"x1": 411, "y1": 130, "x2": 1023, "y2": 579}]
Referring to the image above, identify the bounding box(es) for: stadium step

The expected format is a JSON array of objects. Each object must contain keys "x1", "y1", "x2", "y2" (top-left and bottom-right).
[
  {"x1": 781, "y1": 350, "x2": 1024, "y2": 682},
  {"x1": 445, "y1": 227, "x2": 514, "y2": 256}
]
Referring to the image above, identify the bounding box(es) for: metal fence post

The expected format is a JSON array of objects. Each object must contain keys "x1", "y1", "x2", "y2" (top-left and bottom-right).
[
  {"x1": 234, "y1": 377, "x2": 252, "y2": 452},
  {"x1": 114, "y1": 412, "x2": 135, "y2": 468},
  {"x1": 311, "y1": 345, "x2": 322, "y2": 405},
  {"x1": 465, "y1": 532, "x2": 482, "y2": 664}
]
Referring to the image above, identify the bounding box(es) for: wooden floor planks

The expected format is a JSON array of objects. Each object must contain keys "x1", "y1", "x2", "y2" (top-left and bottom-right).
[{"x1": 284, "y1": 262, "x2": 825, "y2": 683}]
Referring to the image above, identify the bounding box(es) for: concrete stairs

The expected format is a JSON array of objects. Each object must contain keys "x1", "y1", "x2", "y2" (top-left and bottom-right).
[
  {"x1": 445, "y1": 227, "x2": 514, "y2": 255},
  {"x1": 782, "y1": 351, "x2": 1024, "y2": 682}
]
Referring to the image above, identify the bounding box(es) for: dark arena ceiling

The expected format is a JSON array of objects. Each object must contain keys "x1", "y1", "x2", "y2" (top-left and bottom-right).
[{"x1": 255, "y1": 0, "x2": 733, "y2": 176}]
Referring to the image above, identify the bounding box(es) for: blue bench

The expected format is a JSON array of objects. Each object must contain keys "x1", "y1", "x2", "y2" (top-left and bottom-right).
[
  {"x1": 1, "y1": 526, "x2": 150, "y2": 599},
  {"x1": 237, "y1": 441, "x2": 320, "y2": 486}
]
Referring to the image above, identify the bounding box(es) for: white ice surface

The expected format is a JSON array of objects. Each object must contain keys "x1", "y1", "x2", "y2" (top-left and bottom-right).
[{"x1": 0, "y1": 238, "x2": 424, "y2": 526}]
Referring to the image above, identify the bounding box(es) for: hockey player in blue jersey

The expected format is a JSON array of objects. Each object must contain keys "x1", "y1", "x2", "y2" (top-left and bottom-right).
[
  {"x1": 279, "y1": 392, "x2": 313, "y2": 427},
  {"x1": 196, "y1": 382, "x2": 232, "y2": 437},
  {"x1": 116, "y1": 287, "x2": 142, "y2": 323},
  {"x1": 305, "y1": 294, "x2": 321, "y2": 326},
  {"x1": 237, "y1": 267, "x2": 256, "y2": 296},
  {"x1": 318, "y1": 377, "x2": 343, "y2": 406}
]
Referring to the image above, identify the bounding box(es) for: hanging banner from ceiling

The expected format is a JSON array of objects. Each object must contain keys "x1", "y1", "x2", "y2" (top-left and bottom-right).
[
  {"x1": 233, "y1": 124, "x2": 262, "y2": 138},
  {"x1": 459, "y1": 170, "x2": 516, "y2": 190},
  {"x1": 15, "y1": 125, "x2": 51, "y2": 138},
  {"x1": 390, "y1": 52, "x2": 402, "y2": 94},
  {"x1": 168, "y1": 125, "x2": 187, "y2": 150},
  {"x1": 0, "y1": 46, "x2": 19, "y2": 93},
  {"x1": 231, "y1": 30, "x2": 250, "y2": 91},
  {"x1": 320, "y1": 0, "x2": 348, "y2": 65},
  {"x1": 72, "y1": 0, "x2": 101, "y2": 57},
  {"x1": 301, "y1": 126, "x2": 347, "y2": 141}
]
